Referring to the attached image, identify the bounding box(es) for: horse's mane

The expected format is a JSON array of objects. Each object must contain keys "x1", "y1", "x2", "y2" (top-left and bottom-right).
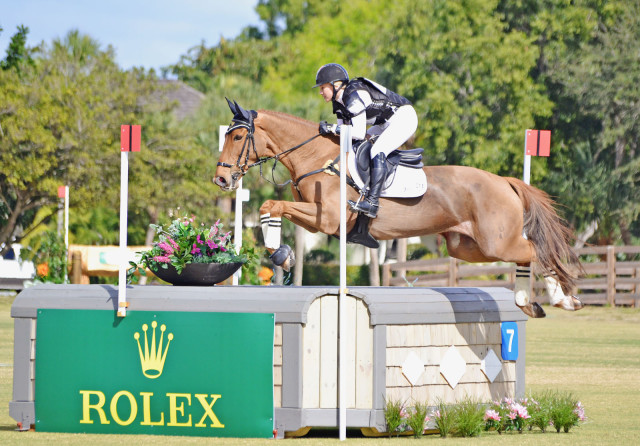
[{"x1": 258, "y1": 109, "x2": 318, "y2": 131}]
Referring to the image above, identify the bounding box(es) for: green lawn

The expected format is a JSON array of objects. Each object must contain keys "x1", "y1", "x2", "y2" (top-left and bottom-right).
[{"x1": 0, "y1": 293, "x2": 638, "y2": 445}]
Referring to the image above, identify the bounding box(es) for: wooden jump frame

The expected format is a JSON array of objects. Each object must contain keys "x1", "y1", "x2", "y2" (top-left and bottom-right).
[{"x1": 382, "y1": 245, "x2": 640, "y2": 307}]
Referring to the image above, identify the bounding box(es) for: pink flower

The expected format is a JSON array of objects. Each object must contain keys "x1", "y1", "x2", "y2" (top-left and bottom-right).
[
  {"x1": 484, "y1": 410, "x2": 501, "y2": 421},
  {"x1": 191, "y1": 244, "x2": 201, "y2": 254},
  {"x1": 167, "y1": 237, "x2": 179, "y2": 250},
  {"x1": 511, "y1": 403, "x2": 530, "y2": 419},
  {"x1": 153, "y1": 255, "x2": 171, "y2": 263},
  {"x1": 158, "y1": 241, "x2": 174, "y2": 255},
  {"x1": 574, "y1": 402, "x2": 586, "y2": 421},
  {"x1": 206, "y1": 239, "x2": 218, "y2": 250},
  {"x1": 197, "y1": 235, "x2": 203, "y2": 244}
]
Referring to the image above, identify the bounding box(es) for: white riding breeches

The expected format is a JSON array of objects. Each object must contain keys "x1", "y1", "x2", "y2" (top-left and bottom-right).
[{"x1": 368, "y1": 105, "x2": 418, "y2": 158}]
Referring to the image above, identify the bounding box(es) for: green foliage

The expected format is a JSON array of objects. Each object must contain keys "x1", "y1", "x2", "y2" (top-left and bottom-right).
[
  {"x1": 549, "y1": 391, "x2": 582, "y2": 433},
  {"x1": 19, "y1": 230, "x2": 67, "y2": 284},
  {"x1": 452, "y1": 397, "x2": 485, "y2": 437},
  {"x1": 301, "y1": 263, "x2": 369, "y2": 286},
  {"x1": 432, "y1": 399, "x2": 455, "y2": 437},
  {"x1": 383, "y1": 397, "x2": 406, "y2": 437},
  {"x1": 0, "y1": 24, "x2": 35, "y2": 72},
  {"x1": 405, "y1": 401, "x2": 429, "y2": 438},
  {"x1": 526, "y1": 392, "x2": 554, "y2": 433}
]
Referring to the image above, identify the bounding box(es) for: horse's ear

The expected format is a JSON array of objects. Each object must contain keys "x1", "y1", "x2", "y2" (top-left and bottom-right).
[
  {"x1": 234, "y1": 101, "x2": 253, "y2": 122},
  {"x1": 226, "y1": 97, "x2": 238, "y2": 115}
]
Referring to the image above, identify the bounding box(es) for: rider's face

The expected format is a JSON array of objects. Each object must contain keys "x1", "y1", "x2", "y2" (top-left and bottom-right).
[{"x1": 319, "y1": 83, "x2": 334, "y2": 102}]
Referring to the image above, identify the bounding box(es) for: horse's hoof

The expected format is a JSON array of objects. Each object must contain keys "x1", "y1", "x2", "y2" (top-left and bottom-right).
[
  {"x1": 270, "y1": 244, "x2": 295, "y2": 270},
  {"x1": 553, "y1": 295, "x2": 583, "y2": 311},
  {"x1": 572, "y1": 296, "x2": 584, "y2": 310},
  {"x1": 517, "y1": 302, "x2": 546, "y2": 318}
]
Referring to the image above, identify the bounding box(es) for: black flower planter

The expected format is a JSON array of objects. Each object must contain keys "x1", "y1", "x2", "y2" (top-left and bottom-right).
[{"x1": 152, "y1": 262, "x2": 243, "y2": 286}]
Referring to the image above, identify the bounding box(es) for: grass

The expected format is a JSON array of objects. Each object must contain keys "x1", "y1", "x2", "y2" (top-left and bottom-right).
[{"x1": 0, "y1": 293, "x2": 639, "y2": 444}]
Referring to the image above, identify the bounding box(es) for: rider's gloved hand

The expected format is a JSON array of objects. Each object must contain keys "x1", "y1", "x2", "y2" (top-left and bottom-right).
[{"x1": 319, "y1": 121, "x2": 339, "y2": 135}]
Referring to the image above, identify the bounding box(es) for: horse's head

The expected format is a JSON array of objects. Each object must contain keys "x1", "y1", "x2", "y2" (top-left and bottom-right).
[{"x1": 214, "y1": 98, "x2": 261, "y2": 191}]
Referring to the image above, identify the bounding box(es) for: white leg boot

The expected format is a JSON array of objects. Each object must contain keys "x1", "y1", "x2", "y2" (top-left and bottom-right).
[
  {"x1": 514, "y1": 266, "x2": 531, "y2": 307},
  {"x1": 260, "y1": 213, "x2": 281, "y2": 250},
  {"x1": 545, "y1": 275, "x2": 584, "y2": 311}
]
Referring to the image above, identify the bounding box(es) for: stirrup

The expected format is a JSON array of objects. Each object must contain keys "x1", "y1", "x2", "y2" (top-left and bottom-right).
[
  {"x1": 348, "y1": 199, "x2": 379, "y2": 218},
  {"x1": 347, "y1": 193, "x2": 365, "y2": 213}
]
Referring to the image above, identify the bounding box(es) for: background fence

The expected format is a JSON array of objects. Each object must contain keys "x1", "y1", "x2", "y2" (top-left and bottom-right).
[{"x1": 382, "y1": 245, "x2": 640, "y2": 307}]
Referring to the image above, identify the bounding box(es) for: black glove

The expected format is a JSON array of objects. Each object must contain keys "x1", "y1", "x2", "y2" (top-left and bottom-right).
[{"x1": 319, "y1": 121, "x2": 334, "y2": 135}]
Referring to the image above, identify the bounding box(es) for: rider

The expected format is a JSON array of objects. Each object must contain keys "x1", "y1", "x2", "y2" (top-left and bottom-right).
[{"x1": 313, "y1": 63, "x2": 418, "y2": 218}]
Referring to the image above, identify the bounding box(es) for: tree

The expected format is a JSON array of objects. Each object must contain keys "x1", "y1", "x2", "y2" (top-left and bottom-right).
[
  {"x1": 0, "y1": 30, "x2": 150, "y2": 254},
  {"x1": 543, "y1": 2, "x2": 640, "y2": 242}
]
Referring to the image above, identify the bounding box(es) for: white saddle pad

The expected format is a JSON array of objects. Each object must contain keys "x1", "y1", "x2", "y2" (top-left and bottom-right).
[{"x1": 347, "y1": 153, "x2": 427, "y2": 198}]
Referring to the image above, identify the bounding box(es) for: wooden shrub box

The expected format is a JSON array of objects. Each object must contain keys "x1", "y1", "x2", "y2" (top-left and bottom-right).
[{"x1": 10, "y1": 285, "x2": 525, "y2": 437}]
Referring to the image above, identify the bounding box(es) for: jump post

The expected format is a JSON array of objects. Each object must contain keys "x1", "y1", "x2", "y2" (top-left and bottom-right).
[{"x1": 10, "y1": 284, "x2": 526, "y2": 438}]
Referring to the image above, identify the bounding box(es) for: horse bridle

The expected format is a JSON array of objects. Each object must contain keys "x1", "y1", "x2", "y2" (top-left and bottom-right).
[{"x1": 217, "y1": 113, "x2": 323, "y2": 191}]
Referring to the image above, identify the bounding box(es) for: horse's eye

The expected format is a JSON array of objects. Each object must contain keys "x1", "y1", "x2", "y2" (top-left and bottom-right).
[{"x1": 234, "y1": 135, "x2": 243, "y2": 141}]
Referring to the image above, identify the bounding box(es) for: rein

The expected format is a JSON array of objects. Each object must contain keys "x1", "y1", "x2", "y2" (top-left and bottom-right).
[{"x1": 217, "y1": 116, "x2": 332, "y2": 197}]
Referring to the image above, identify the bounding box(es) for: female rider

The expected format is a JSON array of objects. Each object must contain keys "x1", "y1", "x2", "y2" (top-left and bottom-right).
[{"x1": 313, "y1": 63, "x2": 418, "y2": 218}]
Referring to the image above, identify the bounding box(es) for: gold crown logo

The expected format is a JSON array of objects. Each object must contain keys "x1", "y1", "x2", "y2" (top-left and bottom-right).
[{"x1": 134, "y1": 321, "x2": 173, "y2": 379}]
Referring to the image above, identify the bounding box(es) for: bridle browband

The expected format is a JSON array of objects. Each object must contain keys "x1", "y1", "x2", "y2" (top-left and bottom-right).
[{"x1": 217, "y1": 111, "x2": 324, "y2": 194}]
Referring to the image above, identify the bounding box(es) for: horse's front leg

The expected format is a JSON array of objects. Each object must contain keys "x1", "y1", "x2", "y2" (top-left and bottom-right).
[{"x1": 259, "y1": 199, "x2": 341, "y2": 270}]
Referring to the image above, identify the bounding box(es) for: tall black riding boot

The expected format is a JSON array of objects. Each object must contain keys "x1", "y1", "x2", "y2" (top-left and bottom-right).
[{"x1": 348, "y1": 152, "x2": 387, "y2": 218}]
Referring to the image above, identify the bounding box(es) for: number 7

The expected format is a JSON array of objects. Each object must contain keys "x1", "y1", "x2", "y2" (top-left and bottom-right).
[{"x1": 506, "y1": 328, "x2": 514, "y2": 352}]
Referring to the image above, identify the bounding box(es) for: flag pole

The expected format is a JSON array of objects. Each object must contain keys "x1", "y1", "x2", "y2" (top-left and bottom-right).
[
  {"x1": 118, "y1": 125, "x2": 141, "y2": 318},
  {"x1": 64, "y1": 185, "x2": 69, "y2": 283},
  {"x1": 523, "y1": 129, "x2": 531, "y2": 185},
  {"x1": 117, "y1": 149, "x2": 129, "y2": 317},
  {"x1": 338, "y1": 124, "x2": 351, "y2": 441}
]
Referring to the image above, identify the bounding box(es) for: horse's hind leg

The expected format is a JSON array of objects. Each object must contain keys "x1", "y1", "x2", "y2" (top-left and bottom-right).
[{"x1": 444, "y1": 232, "x2": 545, "y2": 318}]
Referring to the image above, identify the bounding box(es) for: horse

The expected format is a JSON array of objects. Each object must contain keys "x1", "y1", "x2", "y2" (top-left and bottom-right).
[{"x1": 214, "y1": 100, "x2": 584, "y2": 318}]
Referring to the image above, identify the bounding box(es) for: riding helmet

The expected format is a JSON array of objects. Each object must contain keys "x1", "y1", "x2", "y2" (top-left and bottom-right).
[{"x1": 313, "y1": 63, "x2": 349, "y2": 88}]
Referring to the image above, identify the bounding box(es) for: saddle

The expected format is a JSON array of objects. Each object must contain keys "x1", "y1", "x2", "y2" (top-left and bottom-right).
[
  {"x1": 353, "y1": 140, "x2": 424, "y2": 187},
  {"x1": 344, "y1": 141, "x2": 425, "y2": 249}
]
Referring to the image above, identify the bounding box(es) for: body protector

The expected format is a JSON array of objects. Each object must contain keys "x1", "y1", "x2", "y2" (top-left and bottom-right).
[{"x1": 333, "y1": 77, "x2": 411, "y2": 126}]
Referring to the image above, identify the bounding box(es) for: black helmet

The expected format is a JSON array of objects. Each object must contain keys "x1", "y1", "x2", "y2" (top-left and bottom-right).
[{"x1": 313, "y1": 63, "x2": 349, "y2": 88}]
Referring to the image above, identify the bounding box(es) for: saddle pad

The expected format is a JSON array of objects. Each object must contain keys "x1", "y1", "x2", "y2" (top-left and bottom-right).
[{"x1": 347, "y1": 153, "x2": 427, "y2": 198}]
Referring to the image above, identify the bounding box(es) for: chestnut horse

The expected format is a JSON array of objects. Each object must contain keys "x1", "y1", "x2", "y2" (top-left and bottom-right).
[{"x1": 214, "y1": 101, "x2": 583, "y2": 318}]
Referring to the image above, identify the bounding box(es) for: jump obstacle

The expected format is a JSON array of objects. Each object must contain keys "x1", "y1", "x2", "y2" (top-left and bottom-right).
[{"x1": 10, "y1": 284, "x2": 526, "y2": 438}]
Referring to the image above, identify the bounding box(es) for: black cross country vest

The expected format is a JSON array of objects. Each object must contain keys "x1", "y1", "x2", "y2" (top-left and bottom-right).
[{"x1": 333, "y1": 78, "x2": 411, "y2": 125}]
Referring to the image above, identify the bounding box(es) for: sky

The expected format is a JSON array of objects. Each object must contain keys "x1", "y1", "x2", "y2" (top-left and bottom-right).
[{"x1": 0, "y1": 0, "x2": 262, "y2": 73}]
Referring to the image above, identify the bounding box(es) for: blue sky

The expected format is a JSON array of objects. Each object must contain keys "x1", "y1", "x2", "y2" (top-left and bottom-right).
[{"x1": 0, "y1": 0, "x2": 261, "y2": 72}]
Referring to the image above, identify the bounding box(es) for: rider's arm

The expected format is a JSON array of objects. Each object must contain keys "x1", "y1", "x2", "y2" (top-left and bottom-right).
[
  {"x1": 350, "y1": 112, "x2": 367, "y2": 140},
  {"x1": 345, "y1": 90, "x2": 370, "y2": 140}
]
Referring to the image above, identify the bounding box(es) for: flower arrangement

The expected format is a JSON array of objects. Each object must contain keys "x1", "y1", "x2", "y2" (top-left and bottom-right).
[
  {"x1": 485, "y1": 397, "x2": 531, "y2": 433},
  {"x1": 381, "y1": 392, "x2": 586, "y2": 438},
  {"x1": 127, "y1": 216, "x2": 251, "y2": 282}
]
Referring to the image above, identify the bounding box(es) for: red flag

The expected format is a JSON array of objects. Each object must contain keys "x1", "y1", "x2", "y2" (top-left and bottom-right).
[
  {"x1": 525, "y1": 129, "x2": 551, "y2": 157},
  {"x1": 120, "y1": 125, "x2": 141, "y2": 152},
  {"x1": 57, "y1": 186, "x2": 66, "y2": 198}
]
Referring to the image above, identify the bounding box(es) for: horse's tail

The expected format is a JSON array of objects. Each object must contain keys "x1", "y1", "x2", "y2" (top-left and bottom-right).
[{"x1": 506, "y1": 177, "x2": 582, "y2": 294}]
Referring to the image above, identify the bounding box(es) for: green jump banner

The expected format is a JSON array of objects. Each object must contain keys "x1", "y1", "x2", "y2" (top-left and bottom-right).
[{"x1": 34, "y1": 309, "x2": 274, "y2": 438}]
